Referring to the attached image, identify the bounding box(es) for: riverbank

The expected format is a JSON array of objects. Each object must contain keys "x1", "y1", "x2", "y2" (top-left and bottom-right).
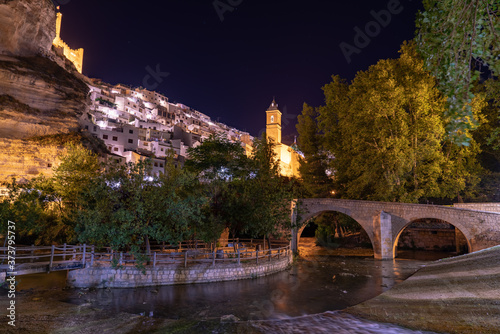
[
  {"x1": 5, "y1": 244, "x2": 499, "y2": 333},
  {"x1": 346, "y1": 245, "x2": 500, "y2": 334}
]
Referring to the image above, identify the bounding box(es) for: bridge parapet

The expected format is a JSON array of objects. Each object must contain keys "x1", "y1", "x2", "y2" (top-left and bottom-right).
[{"x1": 453, "y1": 203, "x2": 500, "y2": 213}]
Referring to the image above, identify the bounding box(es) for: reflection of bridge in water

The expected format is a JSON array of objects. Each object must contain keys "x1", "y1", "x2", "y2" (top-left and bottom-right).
[{"x1": 291, "y1": 199, "x2": 500, "y2": 259}]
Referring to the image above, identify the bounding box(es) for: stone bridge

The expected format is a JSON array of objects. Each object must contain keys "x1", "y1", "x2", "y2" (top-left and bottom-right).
[{"x1": 290, "y1": 199, "x2": 500, "y2": 259}]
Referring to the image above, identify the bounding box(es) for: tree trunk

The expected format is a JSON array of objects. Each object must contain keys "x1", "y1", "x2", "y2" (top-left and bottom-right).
[{"x1": 145, "y1": 236, "x2": 151, "y2": 256}]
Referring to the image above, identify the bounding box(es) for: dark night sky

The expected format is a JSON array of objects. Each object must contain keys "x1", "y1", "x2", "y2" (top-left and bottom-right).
[{"x1": 54, "y1": 0, "x2": 423, "y2": 141}]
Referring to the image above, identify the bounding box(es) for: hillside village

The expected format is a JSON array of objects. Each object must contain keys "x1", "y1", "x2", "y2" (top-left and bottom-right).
[{"x1": 81, "y1": 79, "x2": 254, "y2": 175}]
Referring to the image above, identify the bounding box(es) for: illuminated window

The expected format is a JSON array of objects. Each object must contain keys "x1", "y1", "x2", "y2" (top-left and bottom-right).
[{"x1": 271, "y1": 115, "x2": 274, "y2": 123}]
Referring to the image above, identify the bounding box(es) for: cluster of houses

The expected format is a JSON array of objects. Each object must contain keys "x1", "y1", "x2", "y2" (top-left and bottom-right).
[{"x1": 80, "y1": 79, "x2": 254, "y2": 175}]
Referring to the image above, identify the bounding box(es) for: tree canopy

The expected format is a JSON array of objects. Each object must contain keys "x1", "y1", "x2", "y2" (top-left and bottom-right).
[
  {"x1": 314, "y1": 42, "x2": 482, "y2": 202},
  {"x1": 415, "y1": 0, "x2": 500, "y2": 145}
]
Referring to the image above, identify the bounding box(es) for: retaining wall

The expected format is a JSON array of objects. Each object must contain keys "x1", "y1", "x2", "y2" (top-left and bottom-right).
[{"x1": 67, "y1": 253, "x2": 292, "y2": 288}]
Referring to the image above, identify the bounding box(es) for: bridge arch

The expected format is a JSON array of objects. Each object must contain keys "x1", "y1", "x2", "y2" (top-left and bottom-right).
[
  {"x1": 297, "y1": 210, "x2": 375, "y2": 253},
  {"x1": 392, "y1": 218, "x2": 472, "y2": 259},
  {"x1": 292, "y1": 199, "x2": 500, "y2": 259}
]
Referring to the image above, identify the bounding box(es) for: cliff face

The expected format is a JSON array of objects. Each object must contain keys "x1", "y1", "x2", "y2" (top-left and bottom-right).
[
  {"x1": 0, "y1": 0, "x2": 90, "y2": 183},
  {"x1": 0, "y1": 0, "x2": 56, "y2": 57}
]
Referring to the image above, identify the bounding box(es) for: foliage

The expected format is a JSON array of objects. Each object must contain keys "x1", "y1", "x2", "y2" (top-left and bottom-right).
[
  {"x1": 185, "y1": 134, "x2": 250, "y2": 244},
  {"x1": 75, "y1": 157, "x2": 206, "y2": 264},
  {"x1": 318, "y1": 42, "x2": 482, "y2": 202},
  {"x1": 0, "y1": 178, "x2": 56, "y2": 244},
  {"x1": 313, "y1": 212, "x2": 361, "y2": 248},
  {"x1": 0, "y1": 144, "x2": 101, "y2": 244},
  {"x1": 242, "y1": 134, "x2": 296, "y2": 239},
  {"x1": 185, "y1": 134, "x2": 295, "y2": 243},
  {"x1": 415, "y1": 0, "x2": 500, "y2": 145},
  {"x1": 296, "y1": 103, "x2": 334, "y2": 198}
]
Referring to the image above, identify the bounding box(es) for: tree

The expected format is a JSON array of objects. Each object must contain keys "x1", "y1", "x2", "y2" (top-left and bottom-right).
[
  {"x1": 296, "y1": 103, "x2": 334, "y2": 198},
  {"x1": 242, "y1": 134, "x2": 296, "y2": 247},
  {"x1": 319, "y1": 42, "x2": 482, "y2": 202},
  {"x1": 185, "y1": 134, "x2": 250, "y2": 245},
  {"x1": 184, "y1": 134, "x2": 296, "y2": 248},
  {"x1": 76, "y1": 157, "x2": 206, "y2": 264},
  {"x1": 0, "y1": 144, "x2": 101, "y2": 245},
  {"x1": 415, "y1": 0, "x2": 500, "y2": 145},
  {"x1": 470, "y1": 78, "x2": 500, "y2": 201}
]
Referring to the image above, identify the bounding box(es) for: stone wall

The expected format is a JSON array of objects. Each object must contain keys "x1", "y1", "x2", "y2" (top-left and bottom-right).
[
  {"x1": 67, "y1": 253, "x2": 292, "y2": 289},
  {"x1": 453, "y1": 203, "x2": 500, "y2": 213},
  {"x1": 397, "y1": 228, "x2": 467, "y2": 252}
]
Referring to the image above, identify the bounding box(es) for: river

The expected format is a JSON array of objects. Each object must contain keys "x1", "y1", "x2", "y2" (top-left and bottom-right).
[{"x1": 10, "y1": 238, "x2": 441, "y2": 333}]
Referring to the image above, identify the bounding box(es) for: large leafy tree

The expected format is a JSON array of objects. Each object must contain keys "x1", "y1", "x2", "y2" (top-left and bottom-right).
[
  {"x1": 185, "y1": 134, "x2": 295, "y2": 246},
  {"x1": 0, "y1": 144, "x2": 101, "y2": 244},
  {"x1": 296, "y1": 103, "x2": 334, "y2": 198},
  {"x1": 471, "y1": 78, "x2": 500, "y2": 201},
  {"x1": 243, "y1": 135, "x2": 296, "y2": 244},
  {"x1": 76, "y1": 157, "x2": 206, "y2": 261},
  {"x1": 319, "y1": 42, "x2": 482, "y2": 203},
  {"x1": 185, "y1": 134, "x2": 250, "y2": 244},
  {"x1": 415, "y1": 0, "x2": 500, "y2": 144}
]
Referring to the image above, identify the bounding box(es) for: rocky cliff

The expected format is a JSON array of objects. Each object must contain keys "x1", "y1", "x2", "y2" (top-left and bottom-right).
[
  {"x1": 0, "y1": 0, "x2": 91, "y2": 183},
  {"x1": 0, "y1": 0, "x2": 56, "y2": 57}
]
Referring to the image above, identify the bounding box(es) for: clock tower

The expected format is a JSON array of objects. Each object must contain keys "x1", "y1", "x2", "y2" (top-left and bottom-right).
[{"x1": 266, "y1": 98, "x2": 282, "y2": 144}]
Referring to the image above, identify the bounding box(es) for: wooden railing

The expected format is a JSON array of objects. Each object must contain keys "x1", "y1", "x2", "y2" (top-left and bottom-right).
[{"x1": 0, "y1": 240, "x2": 291, "y2": 272}]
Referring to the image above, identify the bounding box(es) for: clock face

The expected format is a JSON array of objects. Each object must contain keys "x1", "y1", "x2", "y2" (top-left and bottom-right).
[{"x1": 271, "y1": 115, "x2": 274, "y2": 123}]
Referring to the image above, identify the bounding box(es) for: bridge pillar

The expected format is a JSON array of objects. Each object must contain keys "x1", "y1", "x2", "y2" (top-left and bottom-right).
[{"x1": 373, "y1": 211, "x2": 394, "y2": 260}]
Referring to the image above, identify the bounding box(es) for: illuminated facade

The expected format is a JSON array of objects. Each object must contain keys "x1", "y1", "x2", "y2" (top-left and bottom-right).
[
  {"x1": 53, "y1": 12, "x2": 84, "y2": 73},
  {"x1": 266, "y1": 100, "x2": 301, "y2": 178}
]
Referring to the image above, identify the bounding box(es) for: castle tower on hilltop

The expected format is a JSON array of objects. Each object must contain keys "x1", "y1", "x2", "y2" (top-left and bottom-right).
[
  {"x1": 53, "y1": 12, "x2": 84, "y2": 74},
  {"x1": 264, "y1": 99, "x2": 300, "y2": 178}
]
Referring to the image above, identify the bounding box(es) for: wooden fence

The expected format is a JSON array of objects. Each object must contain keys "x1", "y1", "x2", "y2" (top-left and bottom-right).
[{"x1": 0, "y1": 239, "x2": 291, "y2": 273}]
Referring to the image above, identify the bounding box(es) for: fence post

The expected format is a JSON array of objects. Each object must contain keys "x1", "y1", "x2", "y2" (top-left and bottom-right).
[
  {"x1": 49, "y1": 245, "x2": 55, "y2": 271},
  {"x1": 63, "y1": 243, "x2": 67, "y2": 261},
  {"x1": 153, "y1": 252, "x2": 157, "y2": 268},
  {"x1": 82, "y1": 244, "x2": 86, "y2": 267},
  {"x1": 237, "y1": 249, "x2": 240, "y2": 265},
  {"x1": 256, "y1": 250, "x2": 258, "y2": 265},
  {"x1": 184, "y1": 251, "x2": 187, "y2": 268},
  {"x1": 91, "y1": 246, "x2": 95, "y2": 267},
  {"x1": 212, "y1": 249, "x2": 216, "y2": 267},
  {"x1": 119, "y1": 252, "x2": 123, "y2": 266},
  {"x1": 269, "y1": 249, "x2": 271, "y2": 262},
  {"x1": 30, "y1": 244, "x2": 34, "y2": 263}
]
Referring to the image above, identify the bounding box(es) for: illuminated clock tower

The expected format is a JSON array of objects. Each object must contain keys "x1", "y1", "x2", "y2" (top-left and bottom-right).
[{"x1": 266, "y1": 98, "x2": 282, "y2": 144}]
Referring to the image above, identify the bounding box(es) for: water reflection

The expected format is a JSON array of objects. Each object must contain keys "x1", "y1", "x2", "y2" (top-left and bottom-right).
[{"x1": 16, "y1": 238, "x2": 430, "y2": 322}]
